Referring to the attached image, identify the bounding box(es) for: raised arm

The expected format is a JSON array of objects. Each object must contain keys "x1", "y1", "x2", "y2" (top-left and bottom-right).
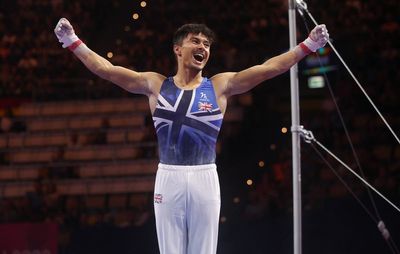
[
  {"x1": 213, "y1": 25, "x2": 329, "y2": 98},
  {"x1": 54, "y1": 18, "x2": 164, "y2": 96}
]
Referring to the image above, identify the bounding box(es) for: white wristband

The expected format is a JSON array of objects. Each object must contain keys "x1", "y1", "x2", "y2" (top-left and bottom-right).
[
  {"x1": 59, "y1": 33, "x2": 79, "y2": 48},
  {"x1": 302, "y1": 37, "x2": 320, "y2": 53}
]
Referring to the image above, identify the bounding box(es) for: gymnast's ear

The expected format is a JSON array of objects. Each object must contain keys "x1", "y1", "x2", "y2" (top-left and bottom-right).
[{"x1": 173, "y1": 44, "x2": 182, "y2": 57}]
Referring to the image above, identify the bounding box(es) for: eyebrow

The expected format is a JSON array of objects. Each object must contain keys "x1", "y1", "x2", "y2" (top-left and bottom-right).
[{"x1": 189, "y1": 35, "x2": 210, "y2": 45}]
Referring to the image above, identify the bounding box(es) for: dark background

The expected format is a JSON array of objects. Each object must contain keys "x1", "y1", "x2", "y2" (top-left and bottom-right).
[{"x1": 0, "y1": 0, "x2": 399, "y2": 253}]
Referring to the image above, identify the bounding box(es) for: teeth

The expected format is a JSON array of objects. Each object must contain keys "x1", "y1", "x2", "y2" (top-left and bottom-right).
[{"x1": 194, "y1": 53, "x2": 204, "y2": 61}]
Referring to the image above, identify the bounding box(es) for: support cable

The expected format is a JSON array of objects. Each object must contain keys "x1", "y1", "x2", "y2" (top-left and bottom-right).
[
  {"x1": 296, "y1": 126, "x2": 400, "y2": 253},
  {"x1": 296, "y1": 0, "x2": 400, "y2": 145},
  {"x1": 298, "y1": 3, "x2": 384, "y2": 231},
  {"x1": 294, "y1": 2, "x2": 399, "y2": 251}
]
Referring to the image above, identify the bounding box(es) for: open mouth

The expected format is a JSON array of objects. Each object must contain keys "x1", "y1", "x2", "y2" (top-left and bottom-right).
[{"x1": 193, "y1": 53, "x2": 205, "y2": 62}]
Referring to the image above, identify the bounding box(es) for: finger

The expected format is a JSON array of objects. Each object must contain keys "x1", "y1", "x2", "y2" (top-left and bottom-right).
[
  {"x1": 316, "y1": 24, "x2": 326, "y2": 33},
  {"x1": 55, "y1": 24, "x2": 63, "y2": 33},
  {"x1": 61, "y1": 21, "x2": 72, "y2": 30},
  {"x1": 55, "y1": 20, "x2": 62, "y2": 29},
  {"x1": 60, "y1": 18, "x2": 69, "y2": 23}
]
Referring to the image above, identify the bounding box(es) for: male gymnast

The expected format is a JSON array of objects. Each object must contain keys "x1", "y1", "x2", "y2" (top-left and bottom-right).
[{"x1": 55, "y1": 18, "x2": 328, "y2": 254}]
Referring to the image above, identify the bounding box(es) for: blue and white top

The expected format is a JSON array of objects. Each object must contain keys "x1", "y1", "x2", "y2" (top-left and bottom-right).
[{"x1": 152, "y1": 77, "x2": 224, "y2": 165}]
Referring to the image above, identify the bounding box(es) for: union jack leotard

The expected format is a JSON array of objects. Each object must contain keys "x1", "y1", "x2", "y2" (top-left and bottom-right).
[{"x1": 152, "y1": 77, "x2": 224, "y2": 165}]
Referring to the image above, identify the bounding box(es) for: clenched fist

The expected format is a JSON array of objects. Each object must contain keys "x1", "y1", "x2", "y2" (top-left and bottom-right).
[
  {"x1": 54, "y1": 18, "x2": 80, "y2": 49},
  {"x1": 300, "y1": 24, "x2": 329, "y2": 53}
]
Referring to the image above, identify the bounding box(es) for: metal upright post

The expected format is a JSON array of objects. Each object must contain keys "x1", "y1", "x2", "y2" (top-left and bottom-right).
[{"x1": 288, "y1": 1, "x2": 302, "y2": 254}]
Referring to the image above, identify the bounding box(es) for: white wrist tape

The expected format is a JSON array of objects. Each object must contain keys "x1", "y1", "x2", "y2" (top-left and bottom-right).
[
  {"x1": 59, "y1": 33, "x2": 79, "y2": 48},
  {"x1": 302, "y1": 37, "x2": 320, "y2": 53}
]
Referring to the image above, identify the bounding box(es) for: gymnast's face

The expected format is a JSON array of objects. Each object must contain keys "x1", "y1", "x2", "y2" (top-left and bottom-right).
[{"x1": 174, "y1": 33, "x2": 211, "y2": 71}]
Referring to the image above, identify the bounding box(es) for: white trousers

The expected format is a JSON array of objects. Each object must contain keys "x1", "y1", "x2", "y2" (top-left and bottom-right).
[{"x1": 154, "y1": 163, "x2": 221, "y2": 254}]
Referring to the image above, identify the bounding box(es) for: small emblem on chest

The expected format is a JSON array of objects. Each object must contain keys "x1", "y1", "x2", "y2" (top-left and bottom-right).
[
  {"x1": 198, "y1": 102, "x2": 213, "y2": 112},
  {"x1": 198, "y1": 92, "x2": 213, "y2": 112}
]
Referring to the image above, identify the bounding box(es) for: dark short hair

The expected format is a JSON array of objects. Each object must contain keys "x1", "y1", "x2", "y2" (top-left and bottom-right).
[{"x1": 173, "y1": 24, "x2": 216, "y2": 45}]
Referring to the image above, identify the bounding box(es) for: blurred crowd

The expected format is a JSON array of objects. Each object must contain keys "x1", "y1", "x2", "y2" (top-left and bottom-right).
[{"x1": 0, "y1": 0, "x2": 399, "y2": 252}]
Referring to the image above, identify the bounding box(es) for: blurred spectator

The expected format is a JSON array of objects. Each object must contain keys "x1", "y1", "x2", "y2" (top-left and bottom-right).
[{"x1": 0, "y1": 107, "x2": 26, "y2": 133}]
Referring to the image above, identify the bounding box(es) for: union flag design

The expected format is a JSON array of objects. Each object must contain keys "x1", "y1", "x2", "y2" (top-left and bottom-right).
[
  {"x1": 152, "y1": 77, "x2": 223, "y2": 165},
  {"x1": 198, "y1": 102, "x2": 213, "y2": 112},
  {"x1": 154, "y1": 193, "x2": 163, "y2": 204}
]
